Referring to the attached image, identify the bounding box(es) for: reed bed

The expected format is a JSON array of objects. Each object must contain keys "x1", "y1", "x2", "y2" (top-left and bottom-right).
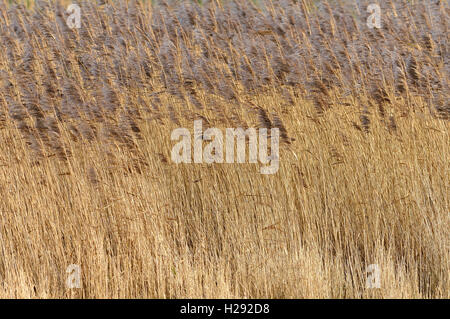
[{"x1": 0, "y1": 0, "x2": 448, "y2": 298}]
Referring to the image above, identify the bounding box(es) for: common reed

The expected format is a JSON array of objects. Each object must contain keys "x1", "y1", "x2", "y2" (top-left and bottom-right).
[{"x1": 0, "y1": 0, "x2": 448, "y2": 298}]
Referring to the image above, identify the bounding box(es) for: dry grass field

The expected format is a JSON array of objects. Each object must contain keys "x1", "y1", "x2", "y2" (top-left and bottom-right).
[{"x1": 0, "y1": 0, "x2": 448, "y2": 298}]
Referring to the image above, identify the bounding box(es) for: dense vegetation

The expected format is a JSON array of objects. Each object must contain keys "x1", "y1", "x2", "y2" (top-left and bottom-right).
[{"x1": 0, "y1": 0, "x2": 448, "y2": 298}]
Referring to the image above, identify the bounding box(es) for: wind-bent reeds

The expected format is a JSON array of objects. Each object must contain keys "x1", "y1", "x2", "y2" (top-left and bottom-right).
[{"x1": 0, "y1": 0, "x2": 448, "y2": 298}]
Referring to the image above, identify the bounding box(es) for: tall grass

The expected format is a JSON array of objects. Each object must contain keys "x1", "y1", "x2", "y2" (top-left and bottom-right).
[{"x1": 0, "y1": 0, "x2": 448, "y2": 298}]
